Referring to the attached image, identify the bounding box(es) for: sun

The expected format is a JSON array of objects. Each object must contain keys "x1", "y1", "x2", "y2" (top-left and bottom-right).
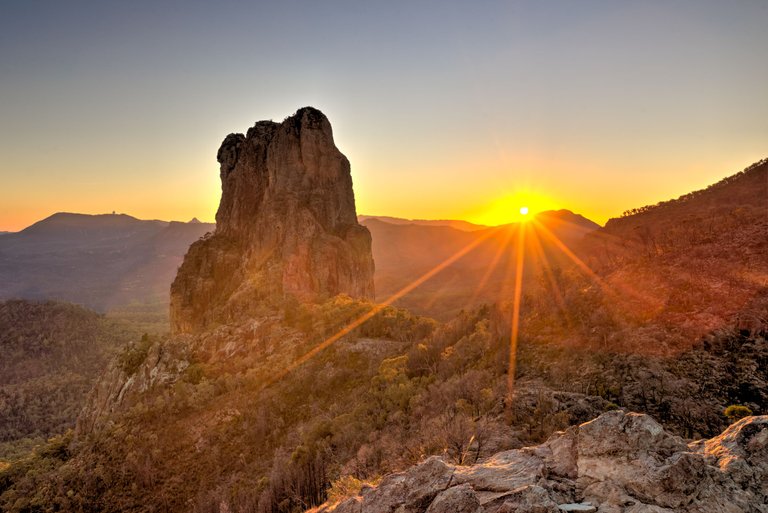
[{"x1": 467, "y1": 189, "x2": 557, "y2": 225}]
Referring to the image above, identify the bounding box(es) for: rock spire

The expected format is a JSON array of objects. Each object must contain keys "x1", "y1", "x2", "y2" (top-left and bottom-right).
[{"x1": 170, "y1": 107, "x2": 375, "y2": 333}]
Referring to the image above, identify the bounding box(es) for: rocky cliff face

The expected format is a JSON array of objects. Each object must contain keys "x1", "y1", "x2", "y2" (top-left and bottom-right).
[
  {"x1": 170, "y1": 107, "x2": 375, "y2": 333},
  {"x1": 319, "y1": 411, "x2": 768, "y2": 513}
]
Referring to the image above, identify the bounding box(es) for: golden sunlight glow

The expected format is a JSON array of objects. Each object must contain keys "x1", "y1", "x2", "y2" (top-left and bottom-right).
[
  {"x1": 266, "y1": 206, "x2": 666, "y2": 418},
  {"x1": 468, "y1": 189, "x2": 558, "y2": 225},
  {"x1": 266, "y1": 227, "x2": 503, "y2": 387}
]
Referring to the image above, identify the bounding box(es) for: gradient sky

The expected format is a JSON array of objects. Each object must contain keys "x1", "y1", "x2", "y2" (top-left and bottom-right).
[{"x1": 1, "y1": 0, "x2": 766, "y2": 231}]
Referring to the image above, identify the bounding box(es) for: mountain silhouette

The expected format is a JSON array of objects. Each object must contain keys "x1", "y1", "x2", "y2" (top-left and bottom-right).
[{"x1": 0, "y1": 213, "x2": 213, "y2": 311}]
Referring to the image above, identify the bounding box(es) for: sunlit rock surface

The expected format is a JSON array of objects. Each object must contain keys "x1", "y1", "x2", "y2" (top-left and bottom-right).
[
  {"x1": 170, "y1": 107, "x2": 375, "y2": 334},
  {"x1": 316, "y1": 411, "x2": 768, "y2": 513}
]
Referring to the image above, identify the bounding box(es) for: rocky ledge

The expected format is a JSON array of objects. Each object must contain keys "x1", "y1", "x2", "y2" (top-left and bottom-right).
[
  {"x1": 316, "y1": 410, "x2": 768, "y2": 513},
  {"x1": 170, "y1": 107, "x2": 375, "y2": 333}
]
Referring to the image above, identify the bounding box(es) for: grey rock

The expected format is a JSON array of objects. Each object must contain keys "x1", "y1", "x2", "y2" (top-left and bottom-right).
[
  {"x1": 311, "y1": 412, "x2": 768, "y2": 513},
  {"x1": 426, "y1": 484, "x2": 482, "y2": 513},
  {"x1": 535, "y1": 427, "x2": 578, "y2": 479},
  {"x1": 483, "y1": 484, "x2": 559, "y2": 513},
  {"x1": 361, "y1": 456, "x2": 455, "y2": 513},
  {"x1": 454, "y1": 448, "x2": 545, "y2": 492},
  {"x1": 558, "y1": 504, "x2": 596, "y2": 513}
]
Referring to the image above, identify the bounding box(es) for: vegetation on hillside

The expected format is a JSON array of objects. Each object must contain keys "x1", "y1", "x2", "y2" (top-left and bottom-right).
[
  {"x1": 0, "y1": 300, "x2": 147, "y2": 460},
  {"x1": 1, "y1": 289, "x2": 764, "y2": 512}
]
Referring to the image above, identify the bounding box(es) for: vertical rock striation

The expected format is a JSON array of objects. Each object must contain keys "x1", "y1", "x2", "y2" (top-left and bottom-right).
[{"x1": 170, "y1": 107, "x2": 375, "y2": 334}]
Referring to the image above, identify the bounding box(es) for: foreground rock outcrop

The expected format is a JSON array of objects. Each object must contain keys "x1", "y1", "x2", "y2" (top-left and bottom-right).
[
  {"x1": 318, "y1": 411, "x2": 768, "y2": 513},
  {"x1": 171, "y1": 107, "x2": 375, "y2": 333}
]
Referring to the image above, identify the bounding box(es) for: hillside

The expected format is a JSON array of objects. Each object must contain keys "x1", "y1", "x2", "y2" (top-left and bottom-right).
[
  {"x1": 0, "y1": 213, "x2": 213, "y2": 312},
  {"x1": 605, "y1": 158, "x2": 767, "y2": 236},
  {"x1": 574, "y1": 159, "x2": 768, "y2": 347},
  {"x1": 0, "y1": 300, "x2": 142, "y2": 460},
  {"x1": 2, "y1": 299, "x2": 764, "y2": 512}
]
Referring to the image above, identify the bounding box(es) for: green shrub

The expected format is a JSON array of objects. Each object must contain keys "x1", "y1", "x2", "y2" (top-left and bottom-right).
[
  {"x1": 182, "y1": 363, "x2": 205, "y2": 385},
  {"x1": 723, "y1": 405, "x2": 753, "y2": 423},
  {"x1": 119, "y1": 334, "x2": 152, "y2": 375},
  {"x1": 326, "y1": 475, "x2": 365, "y2": 504}
]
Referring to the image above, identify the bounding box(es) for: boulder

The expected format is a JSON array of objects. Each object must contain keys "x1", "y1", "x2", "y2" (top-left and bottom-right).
[
  {"x1": 311, "y1": 411, "x2": 768, "y2": 513},
  {"x1": 425, "y1": 484, "x2": 482, "y2": 513}
]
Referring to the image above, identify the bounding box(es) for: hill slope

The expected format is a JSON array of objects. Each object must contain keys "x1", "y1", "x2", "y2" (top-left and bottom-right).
[
  {"x1": 0, "y1": 300, "x2": 142, "y2": 459},
  {"x1": 576, "y1": 158, "x2": 768, "y2": 346}
]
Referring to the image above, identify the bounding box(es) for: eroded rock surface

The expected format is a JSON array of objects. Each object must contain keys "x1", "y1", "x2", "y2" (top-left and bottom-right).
[
  {"x1": 171, "y1": 107, "x2": 375, "y2": 334},
  {"x1": 316, "y1": 411, "x2": 768, "y2": 513}
]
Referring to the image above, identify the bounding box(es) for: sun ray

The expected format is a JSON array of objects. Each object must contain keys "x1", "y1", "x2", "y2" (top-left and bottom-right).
[
  {"x1": 466, "y1": 225, "x2": 517, "y2": 307},
  {"x1": 527, "y1": 225, "x2": 572, "y2": 327},
  {"x1": 267, "y1": 226, "x2": 504, "y2": 385},
  {"x1": 531, "y1": 218, "x2": 619, "y2": 297},
  {"x1": 506, "y1": 221, "x2": 526, "y2": 413},
  {"x1": 497, "y1": 225, "x2": 526, "y2": 303},
  {"x1": 532, "y1": 218, "x2": 654, "y2": 307}
]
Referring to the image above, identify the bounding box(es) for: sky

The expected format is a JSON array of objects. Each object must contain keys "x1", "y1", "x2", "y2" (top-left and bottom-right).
[{"x1": 1, "y1": 0, "x2": 766, "y2": 231}]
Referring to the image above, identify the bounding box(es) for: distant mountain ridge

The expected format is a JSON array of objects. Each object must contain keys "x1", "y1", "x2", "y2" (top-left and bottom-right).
[
  {"x1": 360, "y1": 210, "x2": 601, "y2": 233},
  {"x1": 534, "y1": 208, "x2": 601, "y2": 230},
  {"x1": 0, "y1": 213, "x2": 214, "y2": 312},
  {"x1": 358, "y1": 215, "x2": 490, "y2": 232},
  {"x1": 20, "y1": 212, "x2": 165, "y2": 235},
  {"x1": 3, "y1": 156, "x2": 759, "y2": 325}
]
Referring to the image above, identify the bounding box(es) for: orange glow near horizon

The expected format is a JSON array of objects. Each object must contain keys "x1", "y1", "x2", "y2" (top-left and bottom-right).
[
  {"x1": 462, "y1": 188, "x2": 560, "y2": 226},
  {"x1": 2, "y1": 150, "x2": 764, "y2": 232}
]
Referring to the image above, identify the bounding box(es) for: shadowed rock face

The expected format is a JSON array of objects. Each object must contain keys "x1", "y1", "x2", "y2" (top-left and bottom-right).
[{"x1": 170, "y1": 107, "x2": 375, "y2": 334}]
